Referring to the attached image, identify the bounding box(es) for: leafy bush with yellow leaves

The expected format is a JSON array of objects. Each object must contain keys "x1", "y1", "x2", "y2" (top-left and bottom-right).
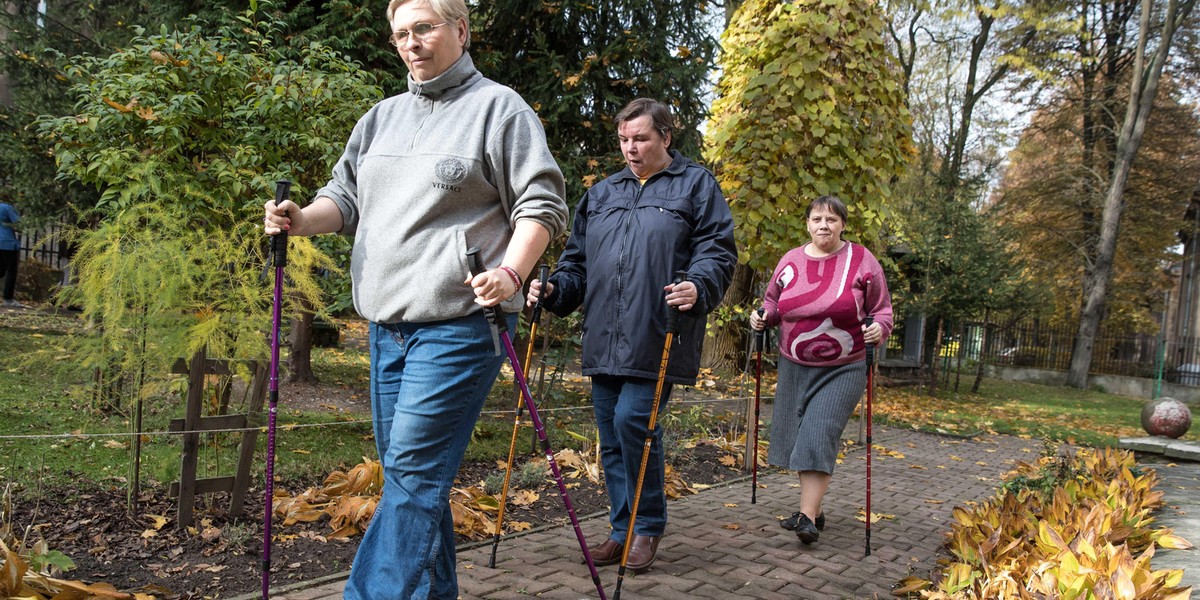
[{"x1": 897, "y1": 447, "x2": 1192, "y2": 599}]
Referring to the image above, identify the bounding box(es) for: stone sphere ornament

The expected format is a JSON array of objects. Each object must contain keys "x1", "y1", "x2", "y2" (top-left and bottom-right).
[{"x1": 1141, "y1": 397, "x2": 1192, "y2": 439}]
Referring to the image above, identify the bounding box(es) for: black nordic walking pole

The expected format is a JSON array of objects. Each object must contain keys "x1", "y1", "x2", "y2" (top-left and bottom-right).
[
  {"x1": 751, "y1": 308, "x2": 765, "y2": 505},
  {"x1": 467, "y1": 248, "x2": 608, "y2": 600},
  {"x1": 262, "y1": 180, "x2": 290, "y2": 599},
  {"x1": 864, "y1": 279, "x2": 875, "y2": 558},
  {"x1": 488, "y1": 264, "x2": 549, "y2": 569},
  {"x1": 612, "y1": 270, "x2": 687, "y2": 600}
]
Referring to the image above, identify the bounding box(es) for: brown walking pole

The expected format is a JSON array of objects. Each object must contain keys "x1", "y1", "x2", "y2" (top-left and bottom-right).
[
  {"x1": 488, "y1": 264, "x2": 549, "y2": 568},
  {"x1": 612, "y1": 270, "x2": 686, "y2": 600}
]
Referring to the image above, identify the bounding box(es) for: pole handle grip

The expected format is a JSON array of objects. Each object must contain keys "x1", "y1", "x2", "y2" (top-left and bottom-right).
[
  {"x1": 531, "y1": 264, "x2": 550, "y2": 322},
  {"x1": 667, "y1": 270, "x2": 687, "y2": 334},
  {"x1": 864, "y1": 279, "x2": 875, "y2": 367},
  {"x1": 467, "y1": 246, "x2": 508, "y2": 334},
  {"x1": 753, "y1": 308, "x2": 765, "y2": 352},
  {"x1": 271, "y1": 180, "x2": 291, "y2": 268}
]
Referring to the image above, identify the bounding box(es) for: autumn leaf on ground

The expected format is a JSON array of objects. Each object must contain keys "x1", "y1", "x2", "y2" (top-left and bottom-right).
[
  {"x1": 506, "y1": 521, "x2": 533, "y2": 532},
  {"x1": 719, "y1": 455, "x2": 737, "y2": 467},
  {"x1": 663, "y1": 464, "x2": 696, "y2": 499},
  {"x1": 103, "y1": 440, "x2": 127, "y2": 449},
  {"x1": 508, "y1": 490, "x2": 539, "y2": 507},
  {"x1": 200, "y1": 527, "x2": 221, "y2": 543},
  {"x1": 327, "y1": 495, "x2": 376, "y2": 538},
  {"x1": 449, "y1": 486, "x2": 502, "y2": 540},
  {"x1": 722, "y1": 523, "x2": 740, "y2": 530},
  {"x1": 724, "y1": 503, "x2": 738, "y2": 508},
  {"x1": 143, "y1": 514, "x2": 169, "y2": 530},
  {"x1": 856, "y1": 509, "x2": 894, "y2": 523},
  {"x1": 555, "y1": 449, "x2": 601, "y2": 484}
]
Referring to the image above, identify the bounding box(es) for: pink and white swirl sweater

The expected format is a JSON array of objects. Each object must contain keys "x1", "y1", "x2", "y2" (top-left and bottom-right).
[{"x1": 763, "y1": 242, "x2": 894, "y2": 367}]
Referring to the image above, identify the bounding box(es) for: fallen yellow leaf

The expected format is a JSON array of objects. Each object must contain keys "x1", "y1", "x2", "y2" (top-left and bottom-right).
[{"x1": 144, "y1": 514, "x2": 169, "y2": 530}]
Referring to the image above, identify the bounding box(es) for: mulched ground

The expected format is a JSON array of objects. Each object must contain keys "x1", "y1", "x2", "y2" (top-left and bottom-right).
[{"x1": 11, "y1": 442, "x2": 745, "y2": 598}]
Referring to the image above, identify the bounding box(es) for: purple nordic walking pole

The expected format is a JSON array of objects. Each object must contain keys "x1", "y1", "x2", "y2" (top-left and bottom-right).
[
  {"x1": 488, "y1": 263, "x2": 550, "y2": 568},
  {"x1": 467, "y1": 248, "x2": 608, "y2": 600},
  {"x1": 262, "y1": 180, "x2": 290, "y2": 599}
]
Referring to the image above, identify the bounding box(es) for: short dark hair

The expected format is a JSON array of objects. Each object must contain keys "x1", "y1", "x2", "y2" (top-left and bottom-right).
[
  {"x1": 615, "y1": 98, "x2": 674, "y2": 146},
  {"x1": 805, "y1": 195, "x2": 849, "y2": 222}
]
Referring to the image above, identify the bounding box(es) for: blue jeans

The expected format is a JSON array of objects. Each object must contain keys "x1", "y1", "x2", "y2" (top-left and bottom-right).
[
  {"x1": 344, "y1": 313, "x2": 512, "y2": 600},
  {"x1": 591, "y1": 374, "x2": 673, "y2": 543}
]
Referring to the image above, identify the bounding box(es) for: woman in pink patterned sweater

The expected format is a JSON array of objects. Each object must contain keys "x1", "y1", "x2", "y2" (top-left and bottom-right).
[{"x1": 750, "y1": 195, "x2": 893, "y2": 545}]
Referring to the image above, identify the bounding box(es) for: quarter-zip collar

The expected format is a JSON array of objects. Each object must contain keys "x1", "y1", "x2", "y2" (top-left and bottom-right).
[{"x1": 407, "y1": 52, "x2": 481, "y2": 100}]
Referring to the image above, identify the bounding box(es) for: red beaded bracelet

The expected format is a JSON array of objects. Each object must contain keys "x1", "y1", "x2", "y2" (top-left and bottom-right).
[{"x1": 499, "y1": 265, "x2": 522, "y2": 294}]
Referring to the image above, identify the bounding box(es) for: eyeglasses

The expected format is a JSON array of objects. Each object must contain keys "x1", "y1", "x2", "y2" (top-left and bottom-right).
[{"x1": 390, "y1": 22, "x2": 450, "y2": 46}]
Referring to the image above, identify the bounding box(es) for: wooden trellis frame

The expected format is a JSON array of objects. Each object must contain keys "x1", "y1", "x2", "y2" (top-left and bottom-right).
[{"x1": 168, "y1": 346, "x2": 267, "y2": 528}]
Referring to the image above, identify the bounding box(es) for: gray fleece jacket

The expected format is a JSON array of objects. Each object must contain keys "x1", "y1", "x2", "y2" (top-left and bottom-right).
[{"x1": 316, "y1": 53, "x2": 568, "y2": 324}]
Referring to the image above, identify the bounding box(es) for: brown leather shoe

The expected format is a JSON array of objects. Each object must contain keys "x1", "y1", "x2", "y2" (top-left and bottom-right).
[
  {"x1": 625, "y1": 534, "x2": 661, "y2": 572},
  {"x1": 582, "y1": 537, "x2": 622, "y2": 566}
]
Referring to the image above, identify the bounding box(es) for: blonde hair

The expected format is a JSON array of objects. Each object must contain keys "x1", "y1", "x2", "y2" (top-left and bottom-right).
[{"x1": 387, "y1": 0, "x2": 471, "y2": 49}]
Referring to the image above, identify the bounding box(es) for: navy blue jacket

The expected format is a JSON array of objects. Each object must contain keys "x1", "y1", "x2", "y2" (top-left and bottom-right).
[{"x1": 544, "y1": 150, "x2": 737, "y2": 385}]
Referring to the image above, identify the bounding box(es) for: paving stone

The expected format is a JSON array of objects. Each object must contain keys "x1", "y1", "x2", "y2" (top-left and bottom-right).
[{"x1": 250, "y1": 426, "x2": 1199, "y2": 600}]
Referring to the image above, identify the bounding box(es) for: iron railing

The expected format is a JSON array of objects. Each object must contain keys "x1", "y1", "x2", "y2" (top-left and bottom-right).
[{"x1": 922, "y1": 319, "x2": 1200, "y2": 385}]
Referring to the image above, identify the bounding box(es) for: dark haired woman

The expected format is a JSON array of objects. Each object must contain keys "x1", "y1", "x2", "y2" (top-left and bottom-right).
[{"x1": 749, "y1": 195, "x2": 893, "y2": 545}]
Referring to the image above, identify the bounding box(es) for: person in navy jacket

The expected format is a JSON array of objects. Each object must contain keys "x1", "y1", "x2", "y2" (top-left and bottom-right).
[{"x1": 528, "y1": 98, "x2": 737, "y2": 572}]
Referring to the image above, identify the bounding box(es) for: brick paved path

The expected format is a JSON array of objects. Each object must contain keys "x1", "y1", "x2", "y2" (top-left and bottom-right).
[{"x1": 257, "y1": 425, "x2": 1043, "y2": 599}]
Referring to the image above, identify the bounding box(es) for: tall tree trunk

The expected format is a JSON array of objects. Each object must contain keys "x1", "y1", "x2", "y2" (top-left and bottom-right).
[
  {"x1": 0, "y1": 2, "x2": 21, "y2": 108},
  {"x1": 953, "y1": 322, "x2": 965, "y2": 394},
  {"x1": 288, "y1": 303, "x2": 318, "y2": 384},
  {"x1": 723, "y1": 0, "x2": 745, "y2": 26},
  {"x1": 701, "y1": 262, "x2": 754, "y2": 374},
  {"x1": 1067, "y1": 0, "x2": 1196, "y2": 387},
  {"x1": 928, "y1": 317, "x2": 944, "y2": 396}
]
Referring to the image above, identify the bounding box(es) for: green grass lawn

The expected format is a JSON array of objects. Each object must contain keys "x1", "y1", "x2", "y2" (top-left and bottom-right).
[
  {"x1": 875, "y1": 374, "x2": 1199, "y2": 448},
  {"x1": 0, "y1": 312, "x2": 602, "y2": 495},
  {"x1": 0, "y1": 314, "x2": 378, "y2": 491},
  {"x1": 4, "y1": 310, "x2": 1198, "y2": 496}
]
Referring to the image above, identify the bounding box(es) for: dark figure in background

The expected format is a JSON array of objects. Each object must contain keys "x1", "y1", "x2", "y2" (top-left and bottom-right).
[
  {"x1": 528, "y1": 98, "x2": 737, "y2": 572},
  {"x1": 0, "y1": 201, "x2": 22, "y2": 307}
]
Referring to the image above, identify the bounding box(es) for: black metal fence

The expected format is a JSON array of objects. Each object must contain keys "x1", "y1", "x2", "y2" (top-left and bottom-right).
[
  {"x1": 936, "y1": 319, "x2": 1200, "y2": 385},
  {"x1": 17, "y1": 220, "x2": 71, "y2": 271}
]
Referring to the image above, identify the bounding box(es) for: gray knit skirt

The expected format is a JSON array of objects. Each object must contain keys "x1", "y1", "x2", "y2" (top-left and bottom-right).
[{"x1": 767, "y1": 359, "x2": 867, "y2": 475}]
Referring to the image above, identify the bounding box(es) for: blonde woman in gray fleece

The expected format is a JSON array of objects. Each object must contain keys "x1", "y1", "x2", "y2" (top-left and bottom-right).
[{"x1": 263, "y1": 0, "x2": 567, "y2": 596}]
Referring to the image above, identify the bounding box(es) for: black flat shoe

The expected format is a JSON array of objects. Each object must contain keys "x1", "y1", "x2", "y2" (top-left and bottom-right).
[
  {"x1": 780, "y1": 511, "x2": 824, "y2": 531},
  {"x1": 793, "y1": 514, "x2": 819, "y2": 544}
]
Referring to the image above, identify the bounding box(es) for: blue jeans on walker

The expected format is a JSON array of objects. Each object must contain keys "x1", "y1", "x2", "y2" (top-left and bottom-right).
[
  {"x1": 591, "y1": 375, "x2": 673, "y2": 544},
  {"x1": 344, "y1": 313, "x2": 512, "y2": 600}
]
